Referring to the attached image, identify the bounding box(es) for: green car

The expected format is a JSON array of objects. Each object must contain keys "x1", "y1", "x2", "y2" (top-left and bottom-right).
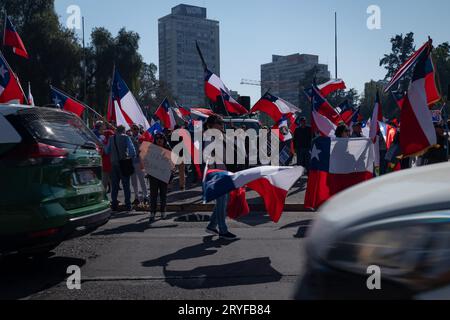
[{"x1": 0, "y1": 104, "x2": 111, "y2": 257}]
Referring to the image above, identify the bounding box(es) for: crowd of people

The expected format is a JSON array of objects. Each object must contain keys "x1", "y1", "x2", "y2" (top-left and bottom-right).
[{"x1": 89, "y1": 113, "x2": 449, "y2": 241}]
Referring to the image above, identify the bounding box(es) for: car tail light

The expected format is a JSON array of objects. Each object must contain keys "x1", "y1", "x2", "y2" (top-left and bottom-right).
[
  {"x1": 29, "y1": 228, "x2": 60, "y2": 239},
  {"x1": 1, "y1": 143, "x2": 68, "y2": 166}
]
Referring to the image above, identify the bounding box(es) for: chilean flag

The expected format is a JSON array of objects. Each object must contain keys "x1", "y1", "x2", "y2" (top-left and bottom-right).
[
  {"x1": 155, "y1": 98, "x2": 177, "y2": 130},
  {"x1": 304, "y1": 137, "x2": 374, "y2": 210},
  {"x1": 0, "y1": 51, "x2": 24, "y2": 104},
  {"x1": 141, "y1": 121, "x2": 163, "y2": 143},
  {"x1": 3, "y1": 16, "x2": 29, "y2": 59},
  {"x1": 310, "y1": 85, "x2": 343, "y2": 137},
  {"x1": 112, "y1": 69, "x2": 150, "y2": 130},
  {"x1": 251, "y1": 92, "x2": 301, "y2": 123},
  {"x1": 204, "y1": 70, "x2": 248, "y2": 115},
  {"x1": 379, "y1": 121, "x2": 397, "y2": 150},
  {"x1": 337, "y1": 100, "x2": 356, "y2": 126},
  {"x1": 190, "y1": 108, "x2": 216, "y2": 119},
  {"x1": 317, "y1": 79, "x2": 346, "y2": 97},
  {"x1": 203, "y1": 166, "x2": 304, "y2": 223},
  {"x1": 400, "y1": 45, "x2": 437, "y2": 157},
  {"x1": 50, "y1": 87, "x2": 85, "y2": 118},
  {"x1": 392, "y1": 91, "x2": 406, "y2": 110},
  {"x1": 369, "y1": 92, "x2": 383, "y2": 143}
]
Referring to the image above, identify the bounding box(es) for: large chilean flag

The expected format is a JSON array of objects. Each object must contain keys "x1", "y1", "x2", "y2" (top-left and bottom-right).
[
  {"x1": 0, "y1": 52, "x2": 24, "y2": 104},
  {"x1": 112, "y1": 69, "x2": 150, "y2": 130},
  {"x1": 400, "y1": 45, "x2": 437, "y2": 157},
  {"x1": 310, "y1": 85, "x2": 343, "y2": 137},
  {"x1": 251, "y1": 92, "x2": 301, "y2": 123},
  {"x1": 304, "y1": 137, "x2": 374, "y2": 210},
  {"x1": 385, "y1": 39, "x2": 440, "y2": 107},
  {"x1": 50, "y1": 86, "x2": 85, "y2": 117},
  {"x1": 155, "y1": 98, "x2": 176, "y2": 130},
  {"x1": 204, "y1": 70, "x2": 248, "y2": 115},
  {"x1": 3, "y1": 16, "x2": 29, "y2": 59},
  {"x1": 203, "y1": 166, "x2": 304, "y2": 223}
]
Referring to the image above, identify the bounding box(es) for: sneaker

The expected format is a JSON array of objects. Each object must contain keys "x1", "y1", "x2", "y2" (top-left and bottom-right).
[
  {"x1": 219, "y1": 232, "x2": 239, "y2": 241},
  {"x1": 206, "y1": 227, "x2": 219, "y2": 236}
]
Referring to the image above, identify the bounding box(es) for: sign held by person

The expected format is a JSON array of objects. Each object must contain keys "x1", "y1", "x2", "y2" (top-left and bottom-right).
[{"x1": 140, "y1": 142, "x2": 175, "y2": 184}]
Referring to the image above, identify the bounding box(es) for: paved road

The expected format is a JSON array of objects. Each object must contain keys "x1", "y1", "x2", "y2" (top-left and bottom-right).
[{"x1": 0, "y1": 210, "x2": 315, "y2": 300}]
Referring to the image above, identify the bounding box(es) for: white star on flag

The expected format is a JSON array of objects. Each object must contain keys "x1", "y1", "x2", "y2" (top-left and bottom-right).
[
  {"x1": 53, "y1": 96, "x2": 62, "y2": 106},
  {"x1": 311, "y1": 145, "x2": 322, "y2": 161},
  {"x1": 0, "y1": 65, "x2": 8, "y2": 79}
]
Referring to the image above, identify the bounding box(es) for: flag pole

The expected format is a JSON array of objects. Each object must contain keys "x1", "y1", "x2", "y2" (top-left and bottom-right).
[
  {"x1": 335, "y1": 12, "x2": 338, "y2": 79},
  {"x1": 0, "y1": 49, "x2": 28, "y2": 104},
  {"x1": 51, "y1": 85, "x2": 110, "y2": 125}
]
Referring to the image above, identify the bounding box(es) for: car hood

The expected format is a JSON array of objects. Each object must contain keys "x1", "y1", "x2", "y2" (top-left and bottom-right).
[{"x1": 307, "y1": 162, "x2": 450, "y2": 260}]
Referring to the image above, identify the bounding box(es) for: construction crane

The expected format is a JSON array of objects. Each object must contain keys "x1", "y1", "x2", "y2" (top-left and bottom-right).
[{"x1": 240, "y1": 79, "x2": 262, "y2": 87}]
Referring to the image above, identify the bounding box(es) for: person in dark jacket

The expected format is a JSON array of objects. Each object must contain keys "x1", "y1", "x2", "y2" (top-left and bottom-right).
[
  {"x1": 294, "y1": 117, "x2": 312, "y2": 171},
  {"x1": 105, "y1": 125, "x2": 136, "y2": 212},
  {"x1": 422, "y1": 123, "x2": 449, "y2": 165},
  {"x1": 149, "y1": 133, "x2": 172, "y2": 222}
]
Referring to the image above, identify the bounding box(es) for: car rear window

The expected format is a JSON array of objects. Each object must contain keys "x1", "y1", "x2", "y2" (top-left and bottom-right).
[{"x1": 16, "y1": 108, "x2": 99, "y2": 148}]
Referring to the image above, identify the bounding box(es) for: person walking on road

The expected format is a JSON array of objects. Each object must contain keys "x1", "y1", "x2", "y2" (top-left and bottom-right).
[
  {"x1": 204, "y1": 115, "x2": 239, "y2": 241},
  {"x1": 105, "y1": 125, "x2": 136, "y2": 212}
]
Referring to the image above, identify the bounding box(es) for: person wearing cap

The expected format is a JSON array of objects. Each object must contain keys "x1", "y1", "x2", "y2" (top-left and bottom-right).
[
  {"x1": 204, "y1": 115, "x2": 238, "y2": 241},
  {"x1": 148, "y1": 132, "x2": 172, "y2": 222},
  {"x1": 294, "y1": 117, "x2": 312, "y2": 172}
]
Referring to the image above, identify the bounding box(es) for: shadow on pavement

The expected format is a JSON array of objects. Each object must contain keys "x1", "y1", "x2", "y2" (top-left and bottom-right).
[
  {"x1": 0, "y1": 256, "x2": 86, "y2": 300},
  {"x1": 293, "y1": 220, "x2": 314, "y2": 239},
  {"x1": 164, "y1": 257, "x2": 283, "y2": 289},
  {"x1": 92, "y1": 221, "x2": 151, "y2": 236},
  {"x1": 142, "y1": 236, "x2": 237, "y2": 268},
  {"x1": 236, "y1": 212, "x2": 272, "y2": 227}
]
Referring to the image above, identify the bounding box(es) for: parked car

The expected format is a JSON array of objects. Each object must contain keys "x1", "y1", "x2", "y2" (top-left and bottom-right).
[
  {"x1": 295, "y1": 162, "x2": 450, "y2": 300},
  {"x1": 223, "y1": 118, "x2": 262, "y2": 133},
  {"x1": 0, "y1": 104, "x2": 111, "y2": 258}
]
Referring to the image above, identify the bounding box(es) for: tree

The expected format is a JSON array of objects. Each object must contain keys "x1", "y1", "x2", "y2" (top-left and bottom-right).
[
  {"x1": 2, "y1": 0, "x2": 83, "y2": 105},
  {"x1": 380, "y1": 32, "x2": 416, "y2": 92},
  {"x1": 433, "y1": 42, "x2": 450, "y2": 101}
]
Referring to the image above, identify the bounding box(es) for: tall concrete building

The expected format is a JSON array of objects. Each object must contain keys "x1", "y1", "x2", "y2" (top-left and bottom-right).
[
  {"x1": 158, "y1": 4, "x2": 220, "y2": 107},
  {"x1": 261, "y1": 53, "x2": 330, "y2": 110}
]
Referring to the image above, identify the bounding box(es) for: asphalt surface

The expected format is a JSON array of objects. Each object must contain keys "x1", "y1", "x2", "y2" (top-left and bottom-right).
[{"x1": 0, "y1": 210, "x2": 316, "y2": 300}]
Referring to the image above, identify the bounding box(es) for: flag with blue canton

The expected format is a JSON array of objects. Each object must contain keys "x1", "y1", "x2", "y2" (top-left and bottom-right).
[{"x1": 310, "y1": 137, "x2": 331, "y2": 172}]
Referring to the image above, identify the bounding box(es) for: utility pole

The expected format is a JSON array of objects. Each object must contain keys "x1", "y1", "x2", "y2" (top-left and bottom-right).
[{"x1": 335, "y1": 12, "x2": 338, "y2": 79}]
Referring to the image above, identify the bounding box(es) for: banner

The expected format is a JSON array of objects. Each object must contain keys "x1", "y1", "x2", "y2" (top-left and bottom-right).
[{"x1": 140, "y1": 142, "x2": 175, "y2": 184}]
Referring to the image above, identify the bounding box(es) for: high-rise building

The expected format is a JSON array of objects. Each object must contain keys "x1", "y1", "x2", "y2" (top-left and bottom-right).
[
  {"x1": 261, "y1": 53, "x2": 330, "y2": 109},
  {"x1": 159, "y1": 4, "x2": 220, "y2": 107}
]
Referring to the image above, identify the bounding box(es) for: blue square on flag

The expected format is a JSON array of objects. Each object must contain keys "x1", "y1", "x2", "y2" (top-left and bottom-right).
[{"x1": 310, "y1": 137, "x2": 331, "y2": 172}]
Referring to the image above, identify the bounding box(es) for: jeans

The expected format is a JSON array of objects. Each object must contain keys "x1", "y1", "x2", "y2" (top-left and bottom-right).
[
  {"x1": 207, "y1": 193, "x2": 229, "y2": 234},
  {"x1": 111, "y1": 165, "x2": 131, "y2": 209},
  {"x1": 131, "y1": 162, "x2": 149, "y2": 201},
  {"x1": 297, "y1": 148, "x2": 311, "y2": 171},
  {"x1": 149, "y1": 176, "x2": 168, "y2": 214}
]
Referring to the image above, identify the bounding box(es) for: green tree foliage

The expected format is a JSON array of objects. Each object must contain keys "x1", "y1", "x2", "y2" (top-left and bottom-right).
[
  {"x1": 432, "y1": 42, "x2": 450, "y2": 101},
  {"x1": 2, "y1": 0, "x2": 83, "y2": 105},
  {"x1": 380, "y1": 32, "x2": 416, "y2": 93}
]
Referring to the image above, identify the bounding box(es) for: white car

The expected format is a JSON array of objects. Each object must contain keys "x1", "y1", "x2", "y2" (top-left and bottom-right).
[{"x1": 296, "y1": 162, "x2": 450, "y2": 300}]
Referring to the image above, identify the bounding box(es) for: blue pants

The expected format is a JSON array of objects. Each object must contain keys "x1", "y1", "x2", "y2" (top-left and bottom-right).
[
  {"x1": 208, "y1": 194, "x2": 229, "y2": 234},
  {"x1": 111, "y1": 165, "x2": 132, "y2": 208}
]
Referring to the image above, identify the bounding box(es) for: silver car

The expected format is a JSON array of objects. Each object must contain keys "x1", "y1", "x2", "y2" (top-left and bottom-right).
[{"x1": 296, "y1": 162, "x2": 450, "y2": 300}]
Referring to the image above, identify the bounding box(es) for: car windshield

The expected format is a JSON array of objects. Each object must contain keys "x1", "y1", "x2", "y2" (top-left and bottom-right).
[{"x1": 17, "y1": 108, "x2": 99, "y2": 148}]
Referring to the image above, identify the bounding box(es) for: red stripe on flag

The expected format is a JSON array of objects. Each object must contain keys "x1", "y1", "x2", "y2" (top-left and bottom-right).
[{"x1": 304, "y1": 171, "x2": 373, "y2": 210}]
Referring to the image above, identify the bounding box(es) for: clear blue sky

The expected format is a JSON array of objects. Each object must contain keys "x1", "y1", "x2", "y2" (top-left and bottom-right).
[{"x1": 55, "y1": 0, "x2": 450, "y2": 105}]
